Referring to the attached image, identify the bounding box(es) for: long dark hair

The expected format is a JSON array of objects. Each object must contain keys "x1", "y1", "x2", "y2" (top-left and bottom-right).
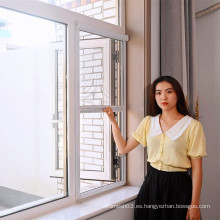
[{"x1": 148, "y1": 75, "x2": 191, "y2": 116}]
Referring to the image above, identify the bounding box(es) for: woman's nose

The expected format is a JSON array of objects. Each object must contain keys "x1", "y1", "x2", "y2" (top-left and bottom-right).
[{"x1": 161, "y1": 93, "x2": 167, "y2": 100}]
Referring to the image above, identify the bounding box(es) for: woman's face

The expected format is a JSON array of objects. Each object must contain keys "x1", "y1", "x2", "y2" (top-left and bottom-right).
[{"x1": 155, "y1": 81, "x2": 178, "y2": 112}]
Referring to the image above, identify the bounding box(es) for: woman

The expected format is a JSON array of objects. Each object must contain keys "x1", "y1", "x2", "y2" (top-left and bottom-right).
[{"x1": 103, "y1": 75, "x2": 207, "y2": 220}]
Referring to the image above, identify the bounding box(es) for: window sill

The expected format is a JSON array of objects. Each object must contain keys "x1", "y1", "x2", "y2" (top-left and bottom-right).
[{"x1": 35, "y1": 186, "x2": 140, "y2": 220}]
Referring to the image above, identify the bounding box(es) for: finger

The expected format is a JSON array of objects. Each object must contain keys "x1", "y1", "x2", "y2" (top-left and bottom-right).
[{"x1": 107, "y1": 109, "x2": 111, "y2": 114}]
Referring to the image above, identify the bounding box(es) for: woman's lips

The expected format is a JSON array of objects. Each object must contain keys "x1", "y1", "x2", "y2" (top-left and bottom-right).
[{"x1": 162, "y1": 103, "x2": 168, "y2": 105}]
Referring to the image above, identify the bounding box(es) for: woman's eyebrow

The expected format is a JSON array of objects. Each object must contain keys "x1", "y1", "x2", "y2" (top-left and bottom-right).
[{"x1": 155, "y1": 88, "x2": 173, "y2": 91}]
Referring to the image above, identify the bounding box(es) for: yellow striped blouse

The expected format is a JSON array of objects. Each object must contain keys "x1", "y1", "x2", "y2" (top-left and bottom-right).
[{"x1": 132, "y1": 114, "x2": 207, "y2": 171}]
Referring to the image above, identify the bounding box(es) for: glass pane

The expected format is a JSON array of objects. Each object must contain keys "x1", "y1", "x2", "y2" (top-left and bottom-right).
[
  {"x1": 80, "y1": 31, "x2": 124, "y2": 106},
  {"x1": 80, "y1": 111, "x2": 124, "y2": 193},
  {"x1": 0, "y1": 7, "x2": 67, "y2": 216},
  {"x1": 39, "y1": 0, "x2": 120, "y2": 26}
]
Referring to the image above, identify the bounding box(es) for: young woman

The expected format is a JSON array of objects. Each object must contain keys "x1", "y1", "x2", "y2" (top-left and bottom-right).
[{"x1": 103, "y1": 75, "x2": 207, "y2": 220}]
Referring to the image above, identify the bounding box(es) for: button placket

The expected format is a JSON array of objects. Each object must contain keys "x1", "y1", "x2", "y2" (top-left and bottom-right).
[
  {"x1": 158, "y1": 134, "x2": 165, "y2": 170},
  {"x1": 159, "y1": 134, "x2": 165, "y2": 156}
]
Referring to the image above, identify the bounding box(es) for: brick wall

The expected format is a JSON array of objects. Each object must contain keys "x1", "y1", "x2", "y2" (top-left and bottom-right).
[
  {"x1": 61, "y1": 0, "x2": 118, "y2": 25},
  {"x1": 80, "y1": 40, "x2": 105, "y2": 172}
]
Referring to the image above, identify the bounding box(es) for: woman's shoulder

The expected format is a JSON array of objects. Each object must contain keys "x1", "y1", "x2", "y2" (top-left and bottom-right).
[
  {"x1": 187, "y1": 116, "x2": 204, "y2": 131},
  {"x1": 141, "y1": 115, "x2": 151, "y2": 124},
  {"x1": 187, "y1": 116, "x2": 202, "y2": 125},
  {"x1": 144, "y1": 115, "x2": 157, "y2": 124},
  {"x1": 145, "y1": 114, "x2": 158, "y2": 119},
  {"x1": 137, "y1": 115, "x2": 152, "y2": 128},
  {"x1": 144, "y1": 115, "x2": 152, "y2": 120}
]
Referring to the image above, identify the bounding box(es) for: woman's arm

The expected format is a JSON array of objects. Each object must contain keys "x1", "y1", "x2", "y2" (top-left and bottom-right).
[
  {"x1": 103, "y1": 107, "x2": 140, "y2": 154},
  {"x1": 186, "y1": 157, "x2": 203, "y2": 220}
]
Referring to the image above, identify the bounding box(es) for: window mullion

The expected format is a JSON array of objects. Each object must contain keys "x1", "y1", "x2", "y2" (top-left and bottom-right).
[
  {"x1": 68, "y1": 22, "x2": 78, "y2": 200},
  {"x1": 79, "y1": 105, "x2": 125, "y2": 113}
]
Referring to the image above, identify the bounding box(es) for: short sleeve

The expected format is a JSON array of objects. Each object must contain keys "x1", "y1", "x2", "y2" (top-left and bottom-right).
[
  {"x1": 187, "y1": 121, "x2": 207, "y2": 158},
  {"x1": 131, "y1": 116, "x2": 151, "y2": 147}
]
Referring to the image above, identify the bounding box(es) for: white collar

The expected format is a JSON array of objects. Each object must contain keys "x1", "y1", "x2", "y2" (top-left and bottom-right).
[{"x1": 150, "y1": 114, "x2": 193, "y2": 141}]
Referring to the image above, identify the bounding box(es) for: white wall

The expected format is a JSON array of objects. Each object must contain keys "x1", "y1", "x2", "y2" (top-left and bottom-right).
[
  {"x1": 0, "y1": 45, "x2": 57, "y2": 197},
  {"x1": 195, "y1": 0, "x2": 220, "y2": 219},
  {"x1": 126, "y1": 0, "x2": 146, "y2": 187}
]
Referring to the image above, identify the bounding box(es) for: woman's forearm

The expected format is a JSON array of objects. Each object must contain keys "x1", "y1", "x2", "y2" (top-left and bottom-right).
[
  {"x1": 190, "y1": 158, "x2": 203, "y2": 206},
  {"x1": 103, "y1": 107, "x2": 139, "y2": 154},
  {"x1": 111, "y1": 120, "x2": 127, "y2": 154}
]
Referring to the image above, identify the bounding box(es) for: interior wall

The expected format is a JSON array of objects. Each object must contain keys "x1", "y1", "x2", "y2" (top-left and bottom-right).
[
  {"x1": 195, "y1": 0, "x2": 220, "y2": 219},
  {"x1": 151, "y1": 0, "x2": 160, "y2": 82},
  {"x1": 126, "y1": 0, "x2": 150, "y2": 186}
]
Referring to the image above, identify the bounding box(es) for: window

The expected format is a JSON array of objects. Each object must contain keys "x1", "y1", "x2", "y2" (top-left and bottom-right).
[
  {"x1": 0, "y1": 6, "x2": 67, "y2": 217},
  {"x1": 78, "y1": 32, "x2": 126, "y2": 197},
  {"x1": 0, "y1": 0, "x2": 127, "y2": 218}
]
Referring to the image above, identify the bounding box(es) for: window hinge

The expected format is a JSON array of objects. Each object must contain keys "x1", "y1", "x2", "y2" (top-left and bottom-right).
[
  {"x1": 113, "y1": 51, "x2": 120, "y2": 63},
  {"x1": 113, "y1": 155, "x2": 121, "y2": 169}
]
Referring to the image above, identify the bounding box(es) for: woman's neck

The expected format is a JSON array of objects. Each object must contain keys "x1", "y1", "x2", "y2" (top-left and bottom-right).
[{"x1": 160, "y1": 109, "x2": 183, "y2": 121}]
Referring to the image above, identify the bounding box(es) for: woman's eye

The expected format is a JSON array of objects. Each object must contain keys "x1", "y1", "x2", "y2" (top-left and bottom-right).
[
  {"x1": 156, "y1": 92, "x2": 160, "y2": 95},
  {"x1": 168, "y1": 91, "x2": 172, "y2": 93}
]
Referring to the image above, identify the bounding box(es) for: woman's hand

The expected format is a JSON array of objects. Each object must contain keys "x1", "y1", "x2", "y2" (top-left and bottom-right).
[
  {"x1": 103, "y1": 107, "x2": 116, "y2": 123},
  {"x1": 103, "y1": 106, "x2": 140, "y2": 154},
  {"x1": 186, "y1": 205, "x2": 201, "y2": 220}
]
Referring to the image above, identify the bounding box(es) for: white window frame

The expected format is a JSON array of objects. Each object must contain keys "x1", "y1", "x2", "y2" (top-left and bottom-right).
[
  {"x1": 0, "y1": 0, "x2": 128, "y2": 219},
  {"x1": 75, "y1": 24, "x2": 127, "y2": 200}
]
